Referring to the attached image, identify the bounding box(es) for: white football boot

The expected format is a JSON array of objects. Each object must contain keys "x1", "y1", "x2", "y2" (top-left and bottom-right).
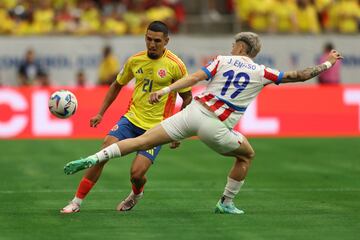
[
  {"x1": 116, "y1": 191, "x2": 143, "y2": 211},
  {"x1": 60, "y1": 201, "x2": 80, "y2": 214}
]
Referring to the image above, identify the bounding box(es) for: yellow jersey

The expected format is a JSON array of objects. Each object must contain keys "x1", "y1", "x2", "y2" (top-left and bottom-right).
[{"x1": 116, "y1": 49, "x2": 190, "y2": 130}]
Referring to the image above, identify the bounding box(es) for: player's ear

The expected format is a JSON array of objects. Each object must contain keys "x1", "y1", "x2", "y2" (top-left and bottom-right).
[{"x1": 164, "y1": 36, "x2": 169, "y2": 46}]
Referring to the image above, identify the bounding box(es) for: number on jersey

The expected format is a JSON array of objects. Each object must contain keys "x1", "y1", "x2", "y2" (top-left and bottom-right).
[{"x1": 221, "y1": 70, "x2": 250, "y2": 99}]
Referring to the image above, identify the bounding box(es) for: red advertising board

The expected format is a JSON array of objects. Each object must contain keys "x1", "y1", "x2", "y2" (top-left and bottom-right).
[{"x1": 0, "y1": 85, "x2": 359, "y2": 139}]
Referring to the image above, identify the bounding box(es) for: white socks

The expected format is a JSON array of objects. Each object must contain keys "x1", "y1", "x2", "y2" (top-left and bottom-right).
[
  {"x1": 95, "y1": 143, "x2": 121, "y2": 162},
  {"x1": 72, "y1": 197, "x2": 83, "y2": 205},
  {"x1": 222, "y1": 177, "x2": 244, "y2": 204}
]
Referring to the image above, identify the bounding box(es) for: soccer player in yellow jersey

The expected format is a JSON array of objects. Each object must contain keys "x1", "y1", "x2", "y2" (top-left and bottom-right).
[{"x1": 61, "y1": 21, "x2": 192, "y2": 213}]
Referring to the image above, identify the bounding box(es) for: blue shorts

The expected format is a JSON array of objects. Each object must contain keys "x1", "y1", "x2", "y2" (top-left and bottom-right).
[{"x1": 108, "y1": 116, "x2": 161, "y2": 162}]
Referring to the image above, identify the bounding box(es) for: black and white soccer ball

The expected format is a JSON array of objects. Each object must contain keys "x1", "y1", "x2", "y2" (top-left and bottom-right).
[{"x1": 48, "y1": 90, "x2": 78, "y2": 119}]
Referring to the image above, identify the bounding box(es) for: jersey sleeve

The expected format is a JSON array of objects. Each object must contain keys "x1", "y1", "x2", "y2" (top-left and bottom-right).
[
  {"x1": 201, "y1": 56, "x2": 221, "y2": 81},
  {"x1": 173, "y1": 58, "x2": 191, "y2": 93},
  {"x1": 260, "y1": 65, "x2": 284, "y2": 85},
  {"x1": 116, "y1": 57, "x2": 134, "y2": 85}
]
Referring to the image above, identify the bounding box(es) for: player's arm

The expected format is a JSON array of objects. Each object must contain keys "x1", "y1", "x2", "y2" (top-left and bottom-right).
[
  {"x1": 168, "y1": 90, "x2": 193, "y2": 149},
  {"x1": 90, "y1": 81, "x2": 124, "y2": 127},
  {"x1": 281, "y1": 50, "x2": 343, "y2": 83},
  {"x1": 150, "y1": 70, "x2": 207, "y2": 103},
  {"x1": 91, "y1": 58, "x2": 134, "y2": 127},
  {"x1": 178, "y1": 91, "x2": 193, "y2": 110}
]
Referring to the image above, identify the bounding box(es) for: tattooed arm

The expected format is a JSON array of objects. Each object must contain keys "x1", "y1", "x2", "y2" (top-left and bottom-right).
[{"x1": 281, "y1": 50, "x2": 343, "y2": 83}]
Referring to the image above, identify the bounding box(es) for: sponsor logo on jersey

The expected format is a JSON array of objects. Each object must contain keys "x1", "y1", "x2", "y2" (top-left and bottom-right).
[{"x1": 136, "y1": 68, "x2": 144, "y2": 74}]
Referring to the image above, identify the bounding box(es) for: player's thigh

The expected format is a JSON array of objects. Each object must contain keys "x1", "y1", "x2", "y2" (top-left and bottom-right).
[
  {"x1": 135, "y1": 124, "x2": 176, "y2": 149},
  {"x1": 160, "y1": 102, "x2": 200, "y2": 141},
  {"x1": 107, "y1": 116, "x2": 136, "y2": 142},
  {"x1": 221, "y1": 135, "x2": 255, "y2": 159},
  {"x1": 198, "y1": 120, "x2": 252, "y2": 156}
]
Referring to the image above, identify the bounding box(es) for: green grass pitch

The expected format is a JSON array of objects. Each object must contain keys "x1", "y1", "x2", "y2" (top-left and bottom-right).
[{"x1": 0, "y1": 138, "x2": 359, "y2": 240}]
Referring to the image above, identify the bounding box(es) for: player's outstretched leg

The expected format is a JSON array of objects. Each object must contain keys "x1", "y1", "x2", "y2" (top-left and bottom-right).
[
  {"x1": 215, "y1": 137, "x2": 255, "y2": 214},
  {"x1": 64, "y1": 143, "x2": 121, "y2": 175},
  {"x1": 64, "y1": 125, "x2": 173, "y2": 175},
  {"x1": 64, "y1": 155, "x2": 99, "y2": 175}
]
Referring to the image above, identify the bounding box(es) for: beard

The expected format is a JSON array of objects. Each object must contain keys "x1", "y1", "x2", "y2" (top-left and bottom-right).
[{"x1": 147, "y1": 52, "x2": 160, "y2": 59}]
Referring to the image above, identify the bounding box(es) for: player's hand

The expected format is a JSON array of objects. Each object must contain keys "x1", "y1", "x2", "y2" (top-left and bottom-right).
[
  {"x1": 169, "y1": 141, "x2": 181, "y2": 149},
  {"x1": 149, "y1": 90, "x2": 165, "y2": 104},
  {"x1": 327, "y1": 50, "x2": 343, "y2": 66},
  {"x1": 90, "y1": 114, "x2": 102, "y2": 128}
]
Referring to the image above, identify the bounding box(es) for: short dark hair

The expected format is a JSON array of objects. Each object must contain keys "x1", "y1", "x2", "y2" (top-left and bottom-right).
[
  {"x1": 147, "y1": 21, "x2": 169, "y2": 36},
  {"x1": 324, "y1": 42, "x2": 334, "y2": 52}
]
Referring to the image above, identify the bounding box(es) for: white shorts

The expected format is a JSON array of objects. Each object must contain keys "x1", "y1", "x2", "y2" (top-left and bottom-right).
[{"x1": 161, "y1": 101, "x2": 244, "y2": 154}]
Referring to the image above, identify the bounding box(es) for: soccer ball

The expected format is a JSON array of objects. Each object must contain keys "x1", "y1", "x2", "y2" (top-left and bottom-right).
[{"x1": 48, "y1": 90, "x2": 78, "y2": 119}]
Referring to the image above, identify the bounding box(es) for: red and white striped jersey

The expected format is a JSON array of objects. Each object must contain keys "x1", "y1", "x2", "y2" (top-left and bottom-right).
[{"x1": 196, "y1": 55, "x2": 284, "y2": 128}]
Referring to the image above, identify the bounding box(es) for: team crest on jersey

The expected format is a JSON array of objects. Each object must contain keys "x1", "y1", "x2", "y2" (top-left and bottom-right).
[
  {"x1": 111, "y1": 124, "x2": 119, "y2": 132},
  {"x1": 158, "y1": 69, "x2": 167, "y2": 78}
]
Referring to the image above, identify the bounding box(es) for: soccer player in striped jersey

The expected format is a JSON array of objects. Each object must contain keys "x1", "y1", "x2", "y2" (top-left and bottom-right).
[
  {"x1": 64, "y1": 32, "x2": 343, "y2": 214},
  {"x1": 61, "y1": 21, "x2": 192, "y2": 213}
]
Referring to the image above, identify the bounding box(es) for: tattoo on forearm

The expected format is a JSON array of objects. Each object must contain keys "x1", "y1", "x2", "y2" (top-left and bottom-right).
[{"x1": 286, "y1": 64, "x2": 328, "y2": 82}]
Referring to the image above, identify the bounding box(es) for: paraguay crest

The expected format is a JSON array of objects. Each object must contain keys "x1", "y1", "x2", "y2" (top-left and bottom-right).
[{"x1": 158, "y1": 69, "x2": 167, "y2": 78}]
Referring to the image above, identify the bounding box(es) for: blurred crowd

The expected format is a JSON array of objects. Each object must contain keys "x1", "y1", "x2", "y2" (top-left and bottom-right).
[
  {"x1": 14, "y1": 45, "x2": 121, "y2": 87},
  {"x1": 233, "y1": 0, "x2": 360, "y2": 34},
  {"x1": 0, "y1": 0, "x2": 184, "y2": 35},
  {"x1": 0, "y1": 0, "x2": 359, "y2": 36}
]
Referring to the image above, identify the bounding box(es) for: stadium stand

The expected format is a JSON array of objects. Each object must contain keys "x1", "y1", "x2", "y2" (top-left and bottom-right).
[{"x1": 0, "y1": 0, "x2": 358, "y2": 36}]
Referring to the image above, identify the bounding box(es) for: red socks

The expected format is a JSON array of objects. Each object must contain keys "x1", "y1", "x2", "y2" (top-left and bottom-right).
[
  {"x1": 132, "y1": 184, "x2": 144, "y2": 195},
  {"x1": 75, "y1": 177, "x2": 95, "y2": 199}
]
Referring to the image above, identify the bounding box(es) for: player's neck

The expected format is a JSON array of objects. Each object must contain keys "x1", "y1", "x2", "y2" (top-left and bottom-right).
[{"x1": 147, "y1": 49, "x2": 166, "y2": 60}]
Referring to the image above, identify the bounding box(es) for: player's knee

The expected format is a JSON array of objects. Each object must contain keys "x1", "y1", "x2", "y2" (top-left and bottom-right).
[
  {"x1": 247, "y1": 149, "x2": 255, "y2": 160},
  {"x1": 130, "y1": 169, "x2": 146, "y2": 183},
  {"x1": 236, "y1": 155, "x2": 251, "y2": 167},
  {"x1": 237, "y1": 149, "x2": 255, "y2": 163}
]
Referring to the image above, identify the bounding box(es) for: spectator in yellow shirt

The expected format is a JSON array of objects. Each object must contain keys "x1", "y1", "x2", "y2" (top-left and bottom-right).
[
  {"x1": 331, "y1": 0, "x2": 359, "y2": 34},
  {"x1": 98, "y1": 45, "x2": 120, "y2": 86},
  {"x1": 296, "y1": 0, "x2": 320, "y2": 34},
  {"x1": 123, "y1": 0, "x2": 148, "y2": 35},
  {"x1": 247, "y1": 0, "x2": 273, "y2": 32},
  {"x1": 314, "y1": 0, "x2": 333, "y2": 31},
  {"x1": 0, "y1": 2, "x2": 14, "y2": 34},
  {"x1": 100, "y1": 11, "x2": 127, "y2": 36},
  {"x1": 54, "y1": 2, "x2": 77, "y2": 34},
  {"x1": 269, "y1": 0, "x2": 298, "y2": 33},
  {"x1": 9, "y1": 0, "x2": 33, "y2": 35},
  {"x1": 233, "y1": 0, "x2": 252, "y2": 28},
  {"x1": 78, "y1": 0, "x2": 100, "y2": 35},
  {"x1": 146, "y1": 0, "x2": 177, "y2": 32},
  {"x1": 32, "y1": 0, "x2": 55, "y2": 34}
]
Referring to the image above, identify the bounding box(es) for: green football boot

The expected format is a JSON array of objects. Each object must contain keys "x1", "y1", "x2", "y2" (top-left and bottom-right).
[
  {"x1": 214, "y1": 200, "x2": 244, "y2": 214},
  {"x1": 64, "y1": 155, "x2": 99, "y2": 175}
]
